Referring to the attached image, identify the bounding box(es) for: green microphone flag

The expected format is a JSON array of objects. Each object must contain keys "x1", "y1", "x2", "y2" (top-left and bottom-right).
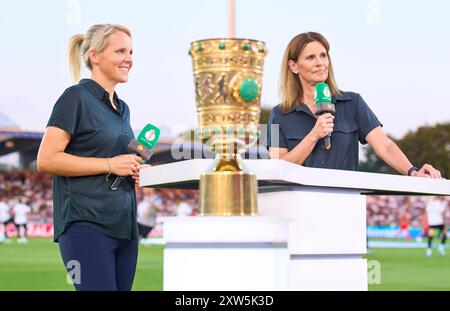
[
  {"x1": 137, "y1": 123, "x2": 160, "y2": 151},
  {"x1": 111, "y1": 123, "x2": 160, "y2": 191},
  {"x1": 314, "y1": 82, "x2": 332, "y2": 104},
  {"x1": 314, "y1": 82, "x2": 335, "y2": 150}
]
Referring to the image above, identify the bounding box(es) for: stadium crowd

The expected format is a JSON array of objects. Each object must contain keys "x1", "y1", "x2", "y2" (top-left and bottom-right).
[
  {"x1": 0, "y1": 171, "x2": 448, "y2": 237},
  {"x1": 0, "y1": 171, "x2": 199, "y2": 224}
]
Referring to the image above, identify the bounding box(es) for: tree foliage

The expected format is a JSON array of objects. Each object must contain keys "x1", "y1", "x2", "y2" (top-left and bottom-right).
[{"x1": 359, "y1": 123, "x2": 450, "y2": 178}]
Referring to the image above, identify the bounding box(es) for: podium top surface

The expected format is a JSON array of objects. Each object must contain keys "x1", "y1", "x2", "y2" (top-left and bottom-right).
[{"x1": 140, "y1": 159, "x2": 450, "y2": 195}]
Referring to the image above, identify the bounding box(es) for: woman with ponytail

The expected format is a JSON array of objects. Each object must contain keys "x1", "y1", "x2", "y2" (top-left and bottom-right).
[{"x1": 37, "y1": 24, "x2": 143, "y2": 291}]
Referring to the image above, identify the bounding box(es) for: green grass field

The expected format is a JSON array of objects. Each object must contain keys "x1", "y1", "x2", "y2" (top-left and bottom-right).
[
  {"x1": 366, "y1": 247, "x2": 450, "y2": 291},
  {"x1": 0, "y1": 238, "x2": 163, "y2": 291},
  {"x1": 0, "y1": 238, "x2": 449, "y2": 290}
]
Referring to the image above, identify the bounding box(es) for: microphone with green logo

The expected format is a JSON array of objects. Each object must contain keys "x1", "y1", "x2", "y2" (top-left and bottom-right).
[
  {"x1": 110, "y1": 123, "x2": 160, "y2": 191},
  {"x1": 314, "y1": 82, "x2": 335, "y2": 150}
]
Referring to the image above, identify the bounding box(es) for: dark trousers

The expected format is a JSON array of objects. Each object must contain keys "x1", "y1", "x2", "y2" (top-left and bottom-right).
[
  {"x1": 2, "y1": 219, "x2": 15, "y2": 238},
  {"x1": 137, "y1": 222, "x2": 153, "y2": 239},
  {"x1": 58, "y1": 223, "x2": 138, "y2": 291},
  {"x1": 15, "y1": 223, "x2": 28, "y2": 238},
  {"x1": 427, "y1": 224, "x2": 447, "y2": 248}
]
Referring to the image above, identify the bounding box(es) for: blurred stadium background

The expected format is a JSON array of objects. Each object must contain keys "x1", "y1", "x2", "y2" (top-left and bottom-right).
[{"x1": 0, "y1": 109, "x2": 449, "y2": 291}]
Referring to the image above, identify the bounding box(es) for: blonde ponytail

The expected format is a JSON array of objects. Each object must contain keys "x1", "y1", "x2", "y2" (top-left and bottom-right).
[{"x1": 67, "y1": 34, "x2": 85, "y2": 83}]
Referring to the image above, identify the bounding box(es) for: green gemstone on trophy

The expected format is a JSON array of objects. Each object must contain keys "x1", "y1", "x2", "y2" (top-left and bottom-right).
[
  {"x1": 194, "y1": 128, "x2": 201, "y2": 138},
  {"x1": 197, "y1": 44, "x2": 203, "y2": 53},
  {"x1": 242, "y1": 43, "x2": 250, "y2": 51},
  {"x1": 314, "y1": 82, "x2": 332, "y2": 103},
  {"x1": 259, "y1": 47, "x2": 265, "y2": 53},
  {"x1": 239, "y1": 79, "x2": 259, "y2": 101},
  {"x1": 219, "y1": 42, "x2": 226, "y2": 50}
]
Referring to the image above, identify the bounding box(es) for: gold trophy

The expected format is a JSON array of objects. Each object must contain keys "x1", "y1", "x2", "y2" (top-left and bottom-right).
[{"x1": 189, "y1": 38, "x2": 268, "y2": 215}]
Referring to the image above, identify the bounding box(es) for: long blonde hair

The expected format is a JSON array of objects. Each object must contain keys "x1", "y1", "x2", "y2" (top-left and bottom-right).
[
  {"x1": 279, "y1": 32, "x2": 341, "y2": 112},
  {"x1": 67, "y1": 24, "x2": 131, "y2": 83}
]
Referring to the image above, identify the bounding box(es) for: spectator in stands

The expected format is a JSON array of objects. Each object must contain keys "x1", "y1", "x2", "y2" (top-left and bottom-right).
[
  {"x1": 37, "y1": 24, "x2": 144, "y2": 291},
  {"x1": 0, "y1": 171, "x2": 53, "y2": 225},
  {"x1": 176, "y1": 198, "x2": 193, "y2": 217},
  {"x1": 0, "y1": 169, "x2": 200, "y2": 230},
  {"x1": 425, "y1": 196, "x2": 448, "y2": 257},
  {"x1": 418, "y1": 211, "x2": 429, "y2": 243},
  {"x1": 398, "y1": 206, "x2": 410, "y2": 240}
]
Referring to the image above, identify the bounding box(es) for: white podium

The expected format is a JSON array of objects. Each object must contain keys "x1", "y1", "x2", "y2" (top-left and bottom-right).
[
  {"x1": 163, "y1": 216, "x2": 289, "y2": 291},
  {"x1": 140, "y1": 159, "x2": 450, "y2": 291}
]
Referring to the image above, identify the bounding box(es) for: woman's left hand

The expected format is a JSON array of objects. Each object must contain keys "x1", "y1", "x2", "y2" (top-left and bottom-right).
[
  {"x1": 412, "y1": 164, "x2": 443, "y2": 179},
  {"x1": 132, "y1": 164, "x2": 152, "y2": 184}
]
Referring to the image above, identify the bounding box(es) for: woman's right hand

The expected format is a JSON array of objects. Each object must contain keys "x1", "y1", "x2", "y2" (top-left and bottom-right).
[
  {"x1": 311, "y1": 113, "x2": 334, "y2": 141},
  {"x1": 108, "y1": 154, "x2": 143, "y2": 176}
]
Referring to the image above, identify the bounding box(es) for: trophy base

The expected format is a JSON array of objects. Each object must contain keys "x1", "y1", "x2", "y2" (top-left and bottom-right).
[{"x1": 200, "y1": 171, "x2": 258, "y2": 216}]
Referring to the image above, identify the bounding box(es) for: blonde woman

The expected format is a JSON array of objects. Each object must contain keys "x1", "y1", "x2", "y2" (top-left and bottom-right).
[
  {"x1": 267, "y1": 32, "x2": 442, "y2": 179},
  {"x1": 37, "y1": 24, "x2": 143, "y2": 291}
]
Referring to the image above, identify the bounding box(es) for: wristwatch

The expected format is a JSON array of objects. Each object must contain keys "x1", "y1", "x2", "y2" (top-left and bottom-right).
[{"x1": 407, "y1": 166, "x2": 419, "y2": 176}]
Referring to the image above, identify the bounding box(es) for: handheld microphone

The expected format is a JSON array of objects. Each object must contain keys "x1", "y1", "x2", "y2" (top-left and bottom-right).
[
  {"x1": 314, "y1": 82, "x2": 335, "y2": 150},
  {"x1": 110, "y1": 123, "x2": 160, "y2": 191}
]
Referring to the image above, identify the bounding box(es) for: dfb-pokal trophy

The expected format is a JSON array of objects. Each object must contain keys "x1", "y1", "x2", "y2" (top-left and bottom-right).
[{"x1": 189, "y1": 38, "x2": 267, "y2": 216}]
